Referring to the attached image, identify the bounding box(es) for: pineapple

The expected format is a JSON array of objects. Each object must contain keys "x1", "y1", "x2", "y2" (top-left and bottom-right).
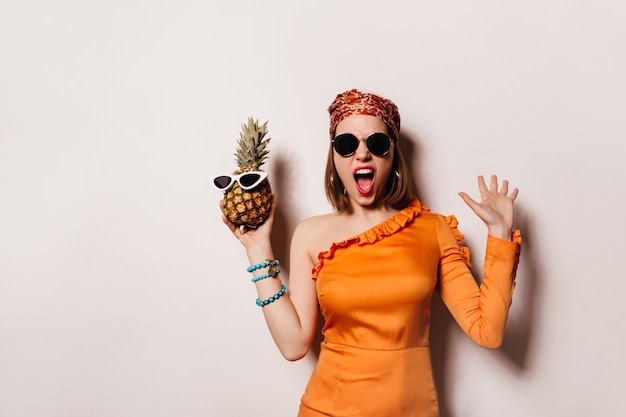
[{"x1": 220, "y1": 117, "x2": 273, "y2": 228}]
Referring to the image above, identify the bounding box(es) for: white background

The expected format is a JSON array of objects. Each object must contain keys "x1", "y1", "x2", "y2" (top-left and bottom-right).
[{"x1": 1, "y1": 1, "x2": 624, "y2": 416}]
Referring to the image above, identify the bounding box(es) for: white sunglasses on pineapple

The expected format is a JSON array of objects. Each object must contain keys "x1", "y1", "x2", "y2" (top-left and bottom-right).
[{"x1": 213, "y1": 171, "x2": 268, "y2": 191}]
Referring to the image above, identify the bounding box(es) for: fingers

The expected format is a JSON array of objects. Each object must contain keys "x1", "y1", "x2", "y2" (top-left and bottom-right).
[
  {"x1": 500, "y1": 179, "x2": 509, "y2": 195},
  {"x1": 221, "y1": 213, "x2": 250, "y2": 239},
  {"x1": 458, "y1": 191, "x2": 479, "y2": 210},
  {"x1": 477, "y1": 175, "x2": 488, "y2": 195},
  {"x1": 219, "y1": 197, "x2": 273, "y2": 240},
  {"x1": 479, "y1": 175, "x2": 518, "y2": 199},
  {"x1": 221, "y1": 214, "x2": 236, "y2": 233},
  {"x1": 489, "y1": 175, "x2": 498, "y2": 193},
  {"x1": 219, "y1": 199, "x2": 239, "y2": 234},
  {"x1": 496, "y1": 178, "x2": 519, "y2": 200}
]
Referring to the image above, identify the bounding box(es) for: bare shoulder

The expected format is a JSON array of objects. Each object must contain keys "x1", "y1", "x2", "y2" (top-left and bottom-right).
[
  {"x1": 293, "y1": 213, "x2": 342, "y2": 262},
  {"x1": 293, "y1": 213, "x2": 336, "y2": 245},
  {"x1": 295, "y1": 213, "x2": 335, "y2": 234}
]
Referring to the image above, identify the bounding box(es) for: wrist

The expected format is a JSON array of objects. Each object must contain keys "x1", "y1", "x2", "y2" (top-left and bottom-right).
[
  {"x1": 487, "y1": 224, "x2": 512, "y2": 241},
  {"x1": 245, "y1": 236, "x2": 272, "y2": 254}
]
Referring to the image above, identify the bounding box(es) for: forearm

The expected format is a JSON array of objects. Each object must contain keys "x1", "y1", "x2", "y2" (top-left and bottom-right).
[
  {"x1": 440, "y1": 226, "x2": 521, "y2": 349},
  {"x1": 467, "y1": 232, "x2": 521, "y2": 347},
  {"x1": 245, "y1": 243, "x2": 316, "y2": 361}
]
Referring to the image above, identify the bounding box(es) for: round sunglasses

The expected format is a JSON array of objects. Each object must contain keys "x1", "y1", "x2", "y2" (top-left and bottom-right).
[
  {"x1": 332, "y1": 132, "x2": 396, "y2": 157},
  {"x1": 213, "y1": 171, "x2": 268, "y2": 191}
]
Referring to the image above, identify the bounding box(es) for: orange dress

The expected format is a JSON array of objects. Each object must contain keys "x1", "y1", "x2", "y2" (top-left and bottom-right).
[{"x1": 298, "y1": 198, "x2": 521, "y2": 417}]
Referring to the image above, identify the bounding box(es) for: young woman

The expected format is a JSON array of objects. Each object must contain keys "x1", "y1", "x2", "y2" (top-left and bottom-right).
[{"x1": 219, "y1": 88, "x2": 521, "y2": 417}]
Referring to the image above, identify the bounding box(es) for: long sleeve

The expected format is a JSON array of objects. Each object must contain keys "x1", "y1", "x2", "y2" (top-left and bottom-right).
[{"x1": 436, "y1": 215, "x2": 522, "y2": 348}]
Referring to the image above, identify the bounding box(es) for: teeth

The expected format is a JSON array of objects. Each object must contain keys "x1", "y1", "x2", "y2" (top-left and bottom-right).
[{"x1": 355, "y1": 168, "x2": 374, "y2": 175}]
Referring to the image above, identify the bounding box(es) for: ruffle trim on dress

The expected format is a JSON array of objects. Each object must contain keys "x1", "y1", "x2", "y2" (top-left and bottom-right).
[
  {"x1": 442, "y1": 214, "x2": 472, "y2": 267},
  {"x1": 312, "y1": 198, "x2": 425, "y2": 280},
  {"x1": 511, "y1": 229, "x2": 522, "y2": 280}
]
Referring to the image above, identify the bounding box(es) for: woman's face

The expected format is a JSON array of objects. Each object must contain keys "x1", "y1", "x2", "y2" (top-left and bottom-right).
[{"x1": 333, "y1": 114, "x2": 395, "y2": 210}]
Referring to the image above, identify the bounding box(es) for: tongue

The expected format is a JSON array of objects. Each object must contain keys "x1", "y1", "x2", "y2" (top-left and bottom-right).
[{"x1": 356, "y1": 177, "x2": 373, "y2": 193}]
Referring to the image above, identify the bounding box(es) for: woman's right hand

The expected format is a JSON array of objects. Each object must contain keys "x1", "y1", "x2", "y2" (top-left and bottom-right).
[
  {"x1": 219, "y1": 196, "x2": 320, "y2": 361},
  {"x1": 219, "y1": 197, "x2": 275, "y2": 250}
]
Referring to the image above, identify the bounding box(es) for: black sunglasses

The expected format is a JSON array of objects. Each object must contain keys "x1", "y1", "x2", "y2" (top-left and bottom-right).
[
  {"x1": 213, "y1": 171, "x2": 268, "y2": 191},
  {"x1": 332, "y1": 132, "x2": 396, "y2": 157}
]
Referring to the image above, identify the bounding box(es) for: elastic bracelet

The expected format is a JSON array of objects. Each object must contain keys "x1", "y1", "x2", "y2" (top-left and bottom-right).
[
  {"x1": 251, "y1": 269, "x2": 281, "y2": 283},
  {"x1": 256, "y1": 285, "x2": 287, "y2": 307},
  {"x1": 247, "y1": 259, "x2": 280, "y2": 273}
]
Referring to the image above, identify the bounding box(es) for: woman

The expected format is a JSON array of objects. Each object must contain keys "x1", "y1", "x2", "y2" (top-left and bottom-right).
[{"x1": 219, "y1": 88, "x2": 521, "y2": 417}]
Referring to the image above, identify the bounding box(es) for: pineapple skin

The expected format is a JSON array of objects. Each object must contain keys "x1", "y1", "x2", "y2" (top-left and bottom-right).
[{"x1": 221, "y1": 174, "x2": 272, "y2": 228}]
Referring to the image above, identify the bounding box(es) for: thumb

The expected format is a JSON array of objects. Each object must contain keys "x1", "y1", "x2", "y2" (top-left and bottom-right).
[
  {"x1": 458, "y1": 192, "x2": 483, "y2": 216},
  {"x1": 458, "y1": 191, "x2": 476, "y2": 207}
]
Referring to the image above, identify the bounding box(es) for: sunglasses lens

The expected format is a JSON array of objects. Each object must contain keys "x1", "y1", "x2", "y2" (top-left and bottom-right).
[
  {"x1": 367, "y1": 133, "x2": 391, "y2": 156},
  {"x1": 239, "y1": 173, "x2": 263, "y2": 188},
  {"x1": 333, "y1": 134, "x2": 358, "y2": 156},
  {"x1": 214, "y1": 175, "x2": 233, "y2": 189}
]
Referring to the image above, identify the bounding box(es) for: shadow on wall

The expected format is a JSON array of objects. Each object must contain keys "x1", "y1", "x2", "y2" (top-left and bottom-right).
[
  {"x1": 401, "y1": 132, "x2": 541, "y2": 417},
  {"x1": 268, "y1": 153, "x2": 296, "y2": 274},
  {"x1": 431, "y1": 206, "x2": 539, "y2": 417},
  {"x1": 268, "y1": 152, "x2": 328, "y2": 363},
  {"x1": 499, "y1": 205, "x2": 540, "y2": 368}
]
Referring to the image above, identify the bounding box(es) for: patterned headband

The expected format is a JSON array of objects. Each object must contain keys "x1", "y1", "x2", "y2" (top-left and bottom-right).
[{"x1": 328, "y1": 88, "x2": 401, "y2": 140}]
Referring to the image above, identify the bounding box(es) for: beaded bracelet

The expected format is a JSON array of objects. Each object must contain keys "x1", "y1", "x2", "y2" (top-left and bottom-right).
[
  {"x1": 247, "y1": 259, "x2": 280, "y2": 273},
  {"x1": 256, "y1": 285, "x2": 287, "y2": 307},
  {"x1": 251, "y1": 269, "x2": 281, "y2": 283}
]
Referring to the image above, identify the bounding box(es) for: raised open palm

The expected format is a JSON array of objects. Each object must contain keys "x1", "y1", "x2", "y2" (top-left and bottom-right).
[{"x1": 458, "y1": 175, "x2": 518, "y2": 240}]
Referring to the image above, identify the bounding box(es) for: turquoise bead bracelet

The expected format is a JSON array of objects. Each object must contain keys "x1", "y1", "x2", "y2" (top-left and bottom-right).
[
  {"x1": 256, "y1": 285, "x2": 287, "y2": 307},
  {"x1": 251, "y1": 269, "x2": 281, "y2": 283},
  {"x1": 247, "y1": 261, "x2": 268, "y2": 273},
  {"x1": 247, "y1": 259, "x2": 280, "y2": 273}
]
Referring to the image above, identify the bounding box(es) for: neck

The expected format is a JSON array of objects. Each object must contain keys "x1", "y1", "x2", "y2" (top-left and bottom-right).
[{"x1": 348, "y1": 199, "x2": 395, "y2": 219}]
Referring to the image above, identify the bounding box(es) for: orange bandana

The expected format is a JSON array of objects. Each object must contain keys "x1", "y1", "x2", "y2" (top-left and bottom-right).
[{"x1": 328, "y1": 89, "x2": 401, "y2": 140}]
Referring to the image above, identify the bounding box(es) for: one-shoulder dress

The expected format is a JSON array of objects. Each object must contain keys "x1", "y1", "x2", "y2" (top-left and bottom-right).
[{"x1": 297, "y1": 197, "x2": 521, "y2": 417}]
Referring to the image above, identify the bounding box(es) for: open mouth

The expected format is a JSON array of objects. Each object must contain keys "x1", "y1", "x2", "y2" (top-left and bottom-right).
[{"x1": 354, "y1": 168, "x2": 375, "y2": 194}]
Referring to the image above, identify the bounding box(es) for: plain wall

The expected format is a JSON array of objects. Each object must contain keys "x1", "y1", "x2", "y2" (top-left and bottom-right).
[{"x1": 1, "y1": 1, "x2": 624, "y2": 416}]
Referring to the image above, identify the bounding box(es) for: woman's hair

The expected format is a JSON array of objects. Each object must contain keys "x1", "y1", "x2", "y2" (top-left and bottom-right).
[{"x1": 324, "y1": 124, "x2": 413, "y2": 213}]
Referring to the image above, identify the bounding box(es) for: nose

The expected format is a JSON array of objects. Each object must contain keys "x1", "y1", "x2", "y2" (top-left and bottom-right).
[{"x1": 354, "y1": 138, "x2": 371, "y2": 161}]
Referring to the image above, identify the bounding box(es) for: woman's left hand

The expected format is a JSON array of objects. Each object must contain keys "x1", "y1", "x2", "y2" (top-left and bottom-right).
[{"x1": 458, "y1": 175, "x2": 519, "y2": 240}]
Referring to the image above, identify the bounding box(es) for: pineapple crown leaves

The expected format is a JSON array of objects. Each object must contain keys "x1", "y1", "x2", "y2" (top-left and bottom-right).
[{"x1": 235, "y1": 117, "x2": 271, "y2": 170}]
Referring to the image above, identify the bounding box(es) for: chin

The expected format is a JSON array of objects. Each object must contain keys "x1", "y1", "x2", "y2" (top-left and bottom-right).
[{"x1": 351, "y1": 190, "x2": 384, "y2": 208}]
